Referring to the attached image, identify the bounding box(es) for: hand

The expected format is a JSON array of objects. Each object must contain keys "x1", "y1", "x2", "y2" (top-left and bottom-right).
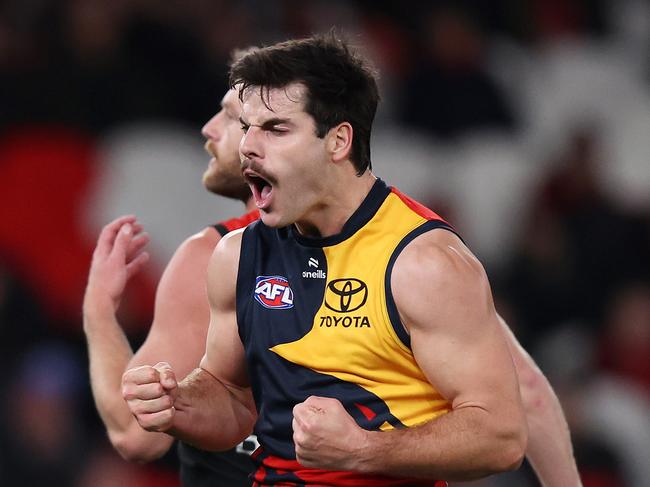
[
  {"x1": 292, "y1": 396, "x2": 369, "y2": 471},
  {"x1": 84, "y1": 215, "x2": 150, "y2": 314},
  {"x1": 122, "y1": 362, "x2": 178, "y2": 432}
]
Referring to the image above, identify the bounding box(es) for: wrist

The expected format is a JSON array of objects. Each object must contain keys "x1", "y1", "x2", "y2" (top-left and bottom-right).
[
  {"x1": 83, "y1": 289, "x2": 118, "y2": 323},
  {"x1": 350, "y1": 429, "x2": 377, "y2": 474}
]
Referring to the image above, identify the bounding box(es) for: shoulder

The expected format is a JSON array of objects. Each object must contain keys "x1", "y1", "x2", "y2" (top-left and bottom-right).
[
  {"x1": 206, "y1": 227, "x2": 246, "y2": 306},
  {"x1": 154, "y1": 227, "x2": 223, "y2": 309},
  {"x1": 391, "y1": 228, "x2": 491, "y2": 332},
  {"x1": 163, "y1": 226, "x2": 222, "y2": 279},
  {"x1": 394, "y1": 229, "x2": 485, "y2": 283},
  {"x1": 213, "y1": 225, "x2": 245, "y2": 256},
  {"x1": 207, "y1": 227, "x2": 246, "y2": 278},
  {"x1": 178, "y1": 226, "x2": 222, "y2": 256}
]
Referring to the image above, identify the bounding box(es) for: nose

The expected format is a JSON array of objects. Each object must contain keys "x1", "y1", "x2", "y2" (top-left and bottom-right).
[
  {"x1": 240, "y1": 126, "x2": 262, "y2": 161},
  {"x1": 201, "y1": 112, "x2": 223, "y2": 141}
]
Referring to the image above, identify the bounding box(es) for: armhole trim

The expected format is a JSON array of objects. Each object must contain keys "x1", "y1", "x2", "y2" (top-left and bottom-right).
[
  {"x1": 213, "y1": 223, "x2": 228, "y2": 236},
  {"x1": 385, "y1": 220, "x2": 459, "y2": 349}
]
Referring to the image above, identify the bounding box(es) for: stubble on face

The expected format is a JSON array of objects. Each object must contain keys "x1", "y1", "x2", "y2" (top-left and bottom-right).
[
  {"x1": 202, "y1": 140, "x2": 249, "y2": 200},
  {"x1": 202, "y1": 90, "x2": 251, "y2": 202}
]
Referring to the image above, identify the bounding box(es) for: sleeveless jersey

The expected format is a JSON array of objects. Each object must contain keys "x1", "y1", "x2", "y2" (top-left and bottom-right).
[
  {"x1": 178, "y1": 208, "x2": 259, "y2": 487},
  {"x1": 236, "y1": 179, "x2": 453, "y2": 486}
]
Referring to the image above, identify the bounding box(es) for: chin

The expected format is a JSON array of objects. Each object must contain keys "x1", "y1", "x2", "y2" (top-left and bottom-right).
[
  {"x1": 202, "y1": 168, "x2": 216, "y2": 185},
  {"x1": 203, "y1": 169, "x2": 227, "y2": 191},
  {"x1": 259, "y1": 210, "x2": 288, "y2": 228}
]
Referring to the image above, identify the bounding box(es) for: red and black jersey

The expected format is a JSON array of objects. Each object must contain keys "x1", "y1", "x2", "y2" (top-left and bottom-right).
[{"x1": 213, "y1": 209, "x2": 260, "y2": 236}]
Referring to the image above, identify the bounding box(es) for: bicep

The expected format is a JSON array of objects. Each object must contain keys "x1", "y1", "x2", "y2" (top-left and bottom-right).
[
  {"x1": 200, "y1": 229, "x2": 250, "y2": 389},
  {"x1": 393, "y1": 232, "x2": 520, "y2": 411},
  {"x1": 128, "y1": 231, "x2": 218, "y2": 378}
]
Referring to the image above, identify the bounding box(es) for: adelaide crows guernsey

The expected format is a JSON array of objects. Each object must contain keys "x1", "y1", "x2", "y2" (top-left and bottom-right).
[
  {"x1": 237, "y1": 179, "x2": 452, "y2": 486},
  {"x1": 178, "y1": 209, "x2": 259, "y2": 487}
]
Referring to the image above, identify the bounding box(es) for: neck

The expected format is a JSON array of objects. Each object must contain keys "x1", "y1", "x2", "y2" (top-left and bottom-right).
[{"x1": 294, "y1": 172, "x2": 376, "y2": 238}]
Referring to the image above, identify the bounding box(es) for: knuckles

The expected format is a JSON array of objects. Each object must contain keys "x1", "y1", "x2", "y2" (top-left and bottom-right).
[
  {"x1": 160, "y1": 394, "x2": 173, "y2": 409},
  {"x1": 121, "y1": 384, "x2": 134, "y2": 400},
  {"x1": 140, "y1": 367, "x2": 159, "y2": 382},
  {"x1": 136, "y1": 406, "x2": 175, "y2": 432},
  {"x1": 122, "y1": 365, "x2": 158, "y2": 384},
  {"x1": 151, "y1": 408, "x2": 175, "y2": 431},
  {"x1": 295, "y1": 451, "x2": 316, "y2": 468},
  {"x1": 292, "y1": 428, "x2": 306, "y2": 446}
]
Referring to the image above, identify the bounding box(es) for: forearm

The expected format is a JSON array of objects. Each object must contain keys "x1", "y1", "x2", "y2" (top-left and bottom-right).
[
  {"x1": 526, "y1": 389, "x2": 581, "y2": 486},
  {"x1": 499, "y1": 318, "x2": 581, "y2": 486},
  {"x1": 83, "y1": 301, "x2": 173, "y2": 461},
  {"x1": 517, "y1": 362, "x2": 581, "y2": 486},
  {"x1": 168, "y1": 368, "x2": 256, "y2": 451},
  {"x1": 355, "y1": 407, "x2": 525, "y2": 481}
]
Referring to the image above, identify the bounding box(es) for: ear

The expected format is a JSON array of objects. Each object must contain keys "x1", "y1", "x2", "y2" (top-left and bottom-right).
[{"x1": 327, "y1": 122, "x2": 353, "y2": 163}]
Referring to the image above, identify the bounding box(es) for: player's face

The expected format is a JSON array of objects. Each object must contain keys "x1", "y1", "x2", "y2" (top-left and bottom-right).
[
  {"x1": 239, "y1": 83, "x2": 330, "y2": 228},
  {"x1": 201, "y1": 88, "x2": 250, "y2": 201}
]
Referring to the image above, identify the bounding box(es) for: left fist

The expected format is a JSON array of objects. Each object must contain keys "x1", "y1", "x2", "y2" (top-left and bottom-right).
[{"x1": 292, "y1": 396, "x2": 369, "y2": 471}]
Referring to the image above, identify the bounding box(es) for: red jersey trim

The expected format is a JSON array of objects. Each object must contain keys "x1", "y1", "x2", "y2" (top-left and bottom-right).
[
  {"x1": 253, "y1": 451, "x2": 446, "y2": 486},
  {"x1": 390, "y1": 187, "x2": 447, "y2": 224},
  {"x1": 214, "y1": 209, "x2": 260, "y2": 235}
]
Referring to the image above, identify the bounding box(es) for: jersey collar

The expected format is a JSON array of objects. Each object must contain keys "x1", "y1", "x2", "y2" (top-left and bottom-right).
[{"x1": 290, "y1": 178, "x2": 391, "y2": 248}]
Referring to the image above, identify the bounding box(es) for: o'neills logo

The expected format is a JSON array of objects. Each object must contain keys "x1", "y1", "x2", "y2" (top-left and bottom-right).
[{"x1": 302, "y1": 269, "x2": 326, "y2": 279}]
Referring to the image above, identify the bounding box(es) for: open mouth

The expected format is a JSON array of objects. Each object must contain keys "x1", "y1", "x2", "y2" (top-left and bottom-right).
[{"x1": 244, "y1": 171, "x2": 273, "y2": 209}]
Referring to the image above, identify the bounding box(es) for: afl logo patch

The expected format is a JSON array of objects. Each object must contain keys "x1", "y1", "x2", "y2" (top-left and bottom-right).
[
  {"x1": 325, "y1": 278, "x2": 368, "y2": 313},
  {"x1": 254, "y1": 275, "x2": 294, "y2": 309}
]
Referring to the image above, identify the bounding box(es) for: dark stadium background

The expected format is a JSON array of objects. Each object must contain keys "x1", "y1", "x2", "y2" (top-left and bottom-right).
[{"x1": 0, "y1": 1, "x2": 648, "y2": 486}]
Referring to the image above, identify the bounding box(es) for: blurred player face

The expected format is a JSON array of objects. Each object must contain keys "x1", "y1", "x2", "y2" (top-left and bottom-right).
[
  {"x1": 239, "y1": 83, "x2": 330, "y2": 229},
  {"x1": 201, "y1": 88, "x2": 250, "y2": 201}
]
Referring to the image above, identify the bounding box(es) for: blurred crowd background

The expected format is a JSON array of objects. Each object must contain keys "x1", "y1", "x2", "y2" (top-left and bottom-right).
[{"x1": 0, "y1": 0, "x2": 648, "y2": 486}]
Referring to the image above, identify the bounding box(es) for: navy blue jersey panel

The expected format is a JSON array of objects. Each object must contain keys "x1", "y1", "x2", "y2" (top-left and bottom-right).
[
  {"x1": 250, "y1": 357, "x2": 405, "y2": 459},
  {"x1": 178, "y1": 443, "x2": 254, "y2": 486}
]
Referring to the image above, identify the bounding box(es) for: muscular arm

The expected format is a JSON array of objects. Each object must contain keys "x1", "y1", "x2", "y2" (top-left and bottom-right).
[
  {"x1": 84, "y1": 217, "x2": 220, "y2": 462},
  {"x1": 294, "y1": 229, "x2": 527, "y2": 481},
  {"x1": 499, "y1": 316, "x2": 582, "y2": 486},
  {"x1": 125, "y1": 229, "x2": 257, "y2": 451},
  {"x1": 363, "y1": 230, "x2": 527, "y2": 480}
]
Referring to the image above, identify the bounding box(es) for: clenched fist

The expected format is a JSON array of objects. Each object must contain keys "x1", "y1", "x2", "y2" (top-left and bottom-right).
[
  {"x1": 122, "y1": 362, "x2": 178, "y2": 432},
  {"x1": 292, "y1": 396, "x2": 370, "y2": 471}
]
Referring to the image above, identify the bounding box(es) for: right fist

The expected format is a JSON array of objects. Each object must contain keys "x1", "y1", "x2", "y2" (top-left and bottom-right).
[{"x1": 122, "y1": 362, "x2": 178, "y2": 432}]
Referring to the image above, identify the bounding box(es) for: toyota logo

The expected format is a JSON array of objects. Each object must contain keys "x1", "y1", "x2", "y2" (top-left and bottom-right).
[{"x1": 324, "y1": 278, "x2": 368, "y2": 313}]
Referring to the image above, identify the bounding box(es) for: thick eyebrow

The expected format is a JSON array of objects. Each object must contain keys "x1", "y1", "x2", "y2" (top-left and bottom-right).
[{"x1": 239, "y1": 116, "x2": 292, "y2": 129}]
